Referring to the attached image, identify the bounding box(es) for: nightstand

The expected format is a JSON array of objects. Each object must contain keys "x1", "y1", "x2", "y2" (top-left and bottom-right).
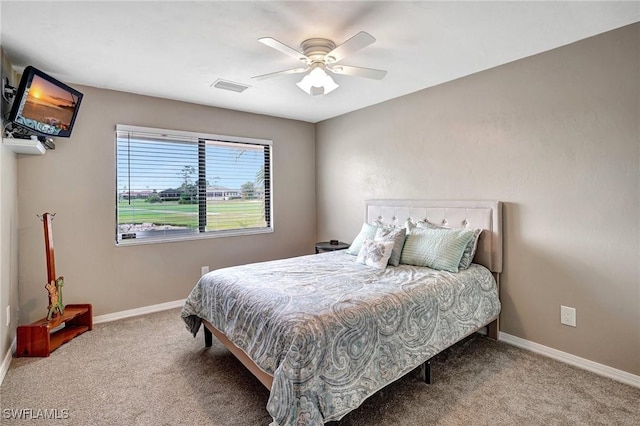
[{"x1": 315, "y1": 241, "x2": 350, "y2": 254}]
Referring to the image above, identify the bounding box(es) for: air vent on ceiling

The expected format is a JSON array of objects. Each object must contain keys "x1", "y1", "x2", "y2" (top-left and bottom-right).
[{"x1": 211, "y1": 79, "x2": 250, "y2": 93}]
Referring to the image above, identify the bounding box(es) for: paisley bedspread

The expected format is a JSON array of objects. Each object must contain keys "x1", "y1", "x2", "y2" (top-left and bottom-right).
[{"x1": 181, "y1": 251, "x2": 500, "y2": 426}]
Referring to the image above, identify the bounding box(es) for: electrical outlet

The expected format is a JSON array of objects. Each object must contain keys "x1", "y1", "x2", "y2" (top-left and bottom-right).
[
  {"x1": 6, "y1": 305, "x2": 10, "y2": 326},
  {"x1": 201, "y1": 266, "x2": 209, "y2": 276},
  {"x1": 561, "y1": 305, "x2": 576, "y2": 327}
]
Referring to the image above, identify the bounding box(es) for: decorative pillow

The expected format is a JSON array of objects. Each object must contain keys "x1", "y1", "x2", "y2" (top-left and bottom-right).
[
  {"x1": 458, "y1": 228, "x2": 482, "y2": 269},
  {"x1": 417, "y1": 221, "x2": 482, "y2": 269},
  {"x1": 400, "y1": 227, "x2": 475, "y2": 272},
  {"x1": 375, "y1": 226, "x2": 406, "y2": 267},
  {"x1": 346, "y1": 223, "x2": 378, "y2": 255},
  {"x1": 356, "y1": 238, "x2": 395, "y2": 270}
]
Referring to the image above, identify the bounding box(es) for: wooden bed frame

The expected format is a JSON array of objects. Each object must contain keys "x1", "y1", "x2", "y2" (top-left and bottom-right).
[
  {"x1": 203, "y1": 318, "x2": 274, "y2": 389},
  {"x1": 201, "y1": 199, "x2": 503, "y2": 391}
]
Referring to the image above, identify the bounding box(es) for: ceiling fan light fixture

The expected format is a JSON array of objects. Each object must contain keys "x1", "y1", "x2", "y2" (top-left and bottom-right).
[
  {"x1": 321, "y1": 74, "x2": 339, "y2": 94},
  {"x1": 296, "y1": 65, "x2": 339, "y2": 96},
  {"x1": 255, "y1": 32, "x2": 383, "y2": 96}
]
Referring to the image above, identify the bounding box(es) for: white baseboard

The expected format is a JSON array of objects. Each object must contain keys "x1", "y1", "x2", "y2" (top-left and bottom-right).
[
  {"x1": 0, "y1": 337, "x2": 17, "y2": 386},
  {"x1": 93, "y1": 299, "x2": 186, "y2": 324},
  {"x1": 499, "y1": 332, "x2": 640, "y2": 388}
]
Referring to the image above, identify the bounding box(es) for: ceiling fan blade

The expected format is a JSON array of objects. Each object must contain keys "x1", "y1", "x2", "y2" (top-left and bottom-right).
[
  {"x1": 328, "y1": 64, "x2": 387, "y2": 80},
  {"x1": 252, "y1": 67, "x2": 309, "y2": 81},
  {"x1": 258, "y1": 37, "x2": 309, "y2": 63},
  {"x1": 325, "y1": 31, "x2": 376, "y2": 63}
]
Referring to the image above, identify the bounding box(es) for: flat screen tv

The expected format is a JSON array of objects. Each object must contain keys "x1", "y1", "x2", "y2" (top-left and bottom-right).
[{"x1": 8, "y1": 66, "x2": 83, "y2": 138}]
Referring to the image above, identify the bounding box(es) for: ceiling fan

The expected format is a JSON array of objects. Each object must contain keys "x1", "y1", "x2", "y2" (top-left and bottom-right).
[{"x1": 252, "y1": 31, "x2": 387, "y2": 96}]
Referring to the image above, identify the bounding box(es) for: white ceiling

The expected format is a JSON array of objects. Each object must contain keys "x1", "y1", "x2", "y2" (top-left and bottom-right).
[{"x1": 1, "y1": 1, "x2": 638, "y2": 123}]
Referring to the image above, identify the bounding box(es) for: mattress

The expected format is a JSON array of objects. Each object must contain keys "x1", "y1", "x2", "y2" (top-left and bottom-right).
[{"x1": 182, "y1": 250, "x2": 500, "y2": 426}]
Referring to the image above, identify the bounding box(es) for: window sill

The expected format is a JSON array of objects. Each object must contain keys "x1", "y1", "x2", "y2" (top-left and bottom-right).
[{"x1": 115, "y1": 227, "x2": 273, "y2": 247}]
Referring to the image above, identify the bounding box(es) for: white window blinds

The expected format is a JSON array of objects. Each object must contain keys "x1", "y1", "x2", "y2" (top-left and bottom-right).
[{"x1": 116, "y1": 125, "x2": 272, "y2": 244}]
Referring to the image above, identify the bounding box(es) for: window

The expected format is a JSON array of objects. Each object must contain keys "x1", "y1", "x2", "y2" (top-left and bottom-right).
[{"x1": 116, "y1": 125, "x2": 272, "y2": 244}]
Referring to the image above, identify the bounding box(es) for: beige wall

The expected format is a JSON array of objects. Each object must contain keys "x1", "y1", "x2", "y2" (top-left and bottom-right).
[
  {"x1": 5, "y1": 21, "x2": 638, "y2": 379},
  {"x1": 0, "y1": 48, "x2": 19, "y2": 360},
  {"x1": 16, "y1": 86, "x2": 316, "y2": 324},
  {"x1": 316, "y1": 24, "x2": 640, "y2": 375}
]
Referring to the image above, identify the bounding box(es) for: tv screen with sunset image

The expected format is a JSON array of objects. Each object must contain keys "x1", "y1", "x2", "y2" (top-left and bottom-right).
[{"x1": 9, "y1": 66, "x2": 83, "y2": 138}]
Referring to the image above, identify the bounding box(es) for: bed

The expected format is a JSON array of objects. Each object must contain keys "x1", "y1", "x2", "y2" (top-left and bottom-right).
[{"x1": 182, "y1": 199, "x2": 502, "y2": 426}]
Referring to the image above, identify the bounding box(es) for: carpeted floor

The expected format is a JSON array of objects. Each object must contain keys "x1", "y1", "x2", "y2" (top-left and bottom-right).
[{"x1": 1, "y1": 308, "x2": 638, "y2": 425}]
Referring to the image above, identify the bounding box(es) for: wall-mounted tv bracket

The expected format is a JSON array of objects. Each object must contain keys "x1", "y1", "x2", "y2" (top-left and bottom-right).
[
  {"x1": 2, "y1": 77, "x2": 17, "y2": 103},
  {"x1": 3, "y1": 126, "x2": 55, "y2": 150}
]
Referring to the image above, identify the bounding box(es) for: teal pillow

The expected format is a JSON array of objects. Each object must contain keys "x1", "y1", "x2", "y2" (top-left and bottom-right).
[
  {"x1": 400, "y1": 227, "x2": 476, "y2": 272},
  {"x1": 417, "y1": 221, "x2": 482, "y2": 269},
  {"x1": 458, "y1": 228, "x2": 482, "y2": 269},
  {"x1": 347, "y1": 223, "x2": 378, "y2": 255}
]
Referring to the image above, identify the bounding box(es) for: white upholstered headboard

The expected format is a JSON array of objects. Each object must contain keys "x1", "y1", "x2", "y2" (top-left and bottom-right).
[{"x1": 366, "y1": 200, "x2": 503, "y2": 273}]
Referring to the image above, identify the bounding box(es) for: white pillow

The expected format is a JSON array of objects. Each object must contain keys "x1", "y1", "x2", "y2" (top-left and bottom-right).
[{"x1": 356, "y1": 238, "x2": 395, "y2": 270}]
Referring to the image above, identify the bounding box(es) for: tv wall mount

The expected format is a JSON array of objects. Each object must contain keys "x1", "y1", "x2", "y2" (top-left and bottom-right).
[{"x1": 2, "y1": 76, "x2": 17, "y2": 102}]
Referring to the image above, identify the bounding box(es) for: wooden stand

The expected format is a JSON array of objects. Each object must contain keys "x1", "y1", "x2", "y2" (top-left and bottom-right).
[
  {"x1": 16, "y1": 304, "x2": 92, "y2": 357},
  {"x1": 16, "y1": 213, "x2": 92, "y2": 357}
]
